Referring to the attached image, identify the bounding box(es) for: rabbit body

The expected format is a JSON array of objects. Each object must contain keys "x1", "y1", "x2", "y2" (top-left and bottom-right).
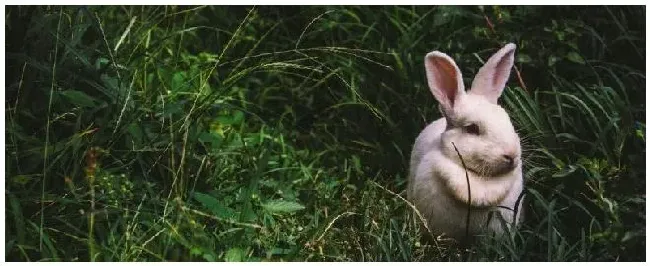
[{"x1": 407, "y1": 43, "x2": 524, "y2": 240}]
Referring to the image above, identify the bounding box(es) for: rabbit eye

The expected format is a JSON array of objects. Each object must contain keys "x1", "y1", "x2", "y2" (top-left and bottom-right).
[{"x1": 464, "y1": 123, "x2": 480, "y2": 135}]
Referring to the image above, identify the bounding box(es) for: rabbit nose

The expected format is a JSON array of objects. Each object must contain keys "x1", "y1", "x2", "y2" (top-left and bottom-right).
[{"x1": 502, "y1": 155, "x2": 514, "y2": 166}]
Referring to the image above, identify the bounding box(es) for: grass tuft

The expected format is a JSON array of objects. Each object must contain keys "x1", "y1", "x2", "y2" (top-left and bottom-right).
[{"x1": 5, "y1": 6, "x2": 645, "y2": 261}]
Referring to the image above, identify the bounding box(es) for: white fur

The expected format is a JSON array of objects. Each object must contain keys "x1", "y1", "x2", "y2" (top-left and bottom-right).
[{"x1": 407, "y1": 43, "x2": 524, "y2": 240}]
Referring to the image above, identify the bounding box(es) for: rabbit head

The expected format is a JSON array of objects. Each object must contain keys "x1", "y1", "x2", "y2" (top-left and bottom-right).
[{"x1": 424, "y1": 43, "x2": 521, "y2": 177}]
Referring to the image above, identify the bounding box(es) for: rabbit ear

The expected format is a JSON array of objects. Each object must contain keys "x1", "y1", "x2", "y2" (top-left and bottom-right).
[
  {"x1": 424, "y1": 51, "x2": 465, "y2": 115},
  {"x1": 469, "y1": 43, "x2": 516, "y2": 104}
]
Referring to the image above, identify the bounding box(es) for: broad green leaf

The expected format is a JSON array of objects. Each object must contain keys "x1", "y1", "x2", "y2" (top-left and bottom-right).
[
  {"x1": 190, "y1": 247, "x2": 203, "y2": 256},
  {"x1": 59, "y1": 90, "x2": 97, "y2": 108},
  {"x1": 127, "y1": 123, "x2": 143, "y2": 145},
  {"x1": 547, "y1": 55, "x2": 560, "y2": 67},
  {"x1": 215, "y1": 110, "x2": 245, "y2": 125},
  {"x1": 198, "y1": 131, "x2": 223, "y2": 144},
  {"x1": 100, "y1": 74, "x2": 119, "y2": 91},
  {"x1": 517, "y1": 53, "x2": 533, "y2": 63},
  {"x1": 11, "y1": 175, "x2": 33, "y2": 186},
  {"x1": 202, "y1": 253, "x2": 216, "y2": 262},
  {"x1": 161, "y1": 101, "x2": 184, "y2": 116},
  {"x1": 240, "y1": 202, "x2": 258, "y2": 222},
  {"x1": 232, "y1": 110, "x2": 244, "y2": 124},
  {"x1": 566, "y1": 52, "x2": 585, "y2": 64},
  {"x1": 193, "y1": 192, "x2": 236, "y2": 219},
  {"x1": 269, "y1": 247, "x2": 292, "y2": 256},
  {"x1": 555, "y1": 30, "x2": 565, "y2": 41},
  {"x1": 552, "y1": 165, "x2": 578, "y2": 178},
  {"x1": 622, "y1": 231, "x2": 643, "y2": 242},
  {"x1": 262, "y1": 200, "x2": 305, "y2": 214},
  {"x1": 225, "y1": 247, "x2": 244, "y2": 262},
  {"x1": 172, "y1": 71, "x2": 188, "y2": 91},
  {"x1": 636, "y1": 129, "x2": 645, "y2": 142},
  {"x1": 8, "y1": 193, "x2": 25, "y2": 244}
]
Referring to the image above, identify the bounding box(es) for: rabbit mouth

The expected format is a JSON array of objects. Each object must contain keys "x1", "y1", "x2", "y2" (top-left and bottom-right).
[{"x1": 464, "y1": 160, "x2": 516, "y2": 177}]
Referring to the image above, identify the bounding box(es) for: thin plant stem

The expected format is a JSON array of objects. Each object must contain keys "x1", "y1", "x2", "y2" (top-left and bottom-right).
[
  {"x1": 41, "y1": 6, "x2": 63, "y2": 253},
  {"x1": 451, "y1": 142, "x2": 472, "y2": 241}
]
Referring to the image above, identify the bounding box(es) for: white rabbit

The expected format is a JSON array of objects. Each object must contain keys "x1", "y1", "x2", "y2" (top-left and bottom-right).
[{"x1": 407, "y1": 43, "x2": 524, "y2": 241}]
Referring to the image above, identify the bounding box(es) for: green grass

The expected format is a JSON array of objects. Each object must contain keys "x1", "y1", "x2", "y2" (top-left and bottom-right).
[{"x1": 5, "y1": 6, "x2": 645, "y2": 261}]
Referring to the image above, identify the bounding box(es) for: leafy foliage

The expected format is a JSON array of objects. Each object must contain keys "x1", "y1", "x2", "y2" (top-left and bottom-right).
[{"x1": 5, "y1": 6, "x2": 645, "y2": 261}]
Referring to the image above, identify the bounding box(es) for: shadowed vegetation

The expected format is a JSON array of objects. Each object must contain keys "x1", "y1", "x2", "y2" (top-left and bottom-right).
[{"x1": 5, "y1": 6, "x2": 645, "y2": 261}]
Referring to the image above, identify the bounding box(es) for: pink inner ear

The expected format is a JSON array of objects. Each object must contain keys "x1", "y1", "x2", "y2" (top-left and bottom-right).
[
  {"x1": 493, "y1": 51, "x2": 514, "y2": 88},
  {"x1": 431, "y1": 57, "x2": 459, "y2": 105}
]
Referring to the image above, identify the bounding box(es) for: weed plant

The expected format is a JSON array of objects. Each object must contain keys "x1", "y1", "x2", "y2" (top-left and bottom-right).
[{"x1": 5, "y1": 6, "x2": 645, "y2": 261}]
